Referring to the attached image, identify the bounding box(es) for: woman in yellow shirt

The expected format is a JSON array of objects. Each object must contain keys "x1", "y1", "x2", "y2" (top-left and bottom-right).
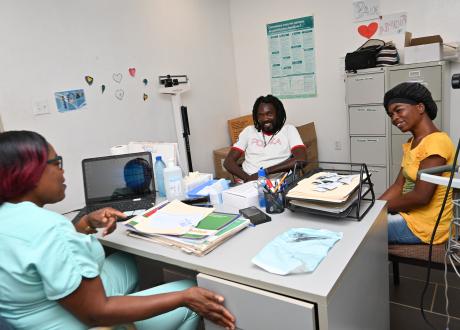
[{"x1": 380, "y1": 82, "x2": 454, "y2": 244}]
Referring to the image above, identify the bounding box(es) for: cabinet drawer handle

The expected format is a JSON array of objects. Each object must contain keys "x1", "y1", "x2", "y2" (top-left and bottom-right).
[
  {"x1": 366, "y1": 108, "x2": 377, "y2": 111},
  {"x1": 408, "y1": 70, "x2": 421, "y2": 77},
  {"x1": 355, "y1": 76, "x2": 374, "y2": 81},
  {"x1": 356, "y1": 138, "x2": 378, "y2": 142}
]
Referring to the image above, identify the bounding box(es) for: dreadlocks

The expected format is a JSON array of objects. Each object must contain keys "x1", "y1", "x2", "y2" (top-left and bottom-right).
[{"x1": 252, "y1": 94, "x2": 286, "y2": 135}]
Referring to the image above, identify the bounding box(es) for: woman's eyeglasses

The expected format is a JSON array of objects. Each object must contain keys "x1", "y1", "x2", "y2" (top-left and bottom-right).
[{"x1": 47, "y1": 156, "x2": 63, "y2": 169}]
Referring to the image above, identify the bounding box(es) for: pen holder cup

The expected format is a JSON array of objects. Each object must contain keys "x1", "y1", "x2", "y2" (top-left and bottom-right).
[{"x1": 264, "y1": 191, "x2": 285, "y2": 214}]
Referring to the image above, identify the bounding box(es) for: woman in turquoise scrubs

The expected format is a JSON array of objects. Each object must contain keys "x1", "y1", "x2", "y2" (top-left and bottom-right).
[{"x1": 0, "y1": 131, "x2": 235, "y2": 330}]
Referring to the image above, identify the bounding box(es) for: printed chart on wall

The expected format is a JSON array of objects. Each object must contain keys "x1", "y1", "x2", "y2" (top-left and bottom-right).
[{"x1": 267, "y1": 16, "x2": 317, "y2": 99}]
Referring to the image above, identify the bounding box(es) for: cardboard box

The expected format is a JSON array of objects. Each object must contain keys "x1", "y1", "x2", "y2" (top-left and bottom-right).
[
  {"x1": 296, "y1": 122, "x2": 318, "y2": 173},
  {"x1": 213, "y1": 146, "x2": 245, "y2": 180},
  {"x1": 405, "y1": 43, "x2": 441, "y2": 64},
  {"x1": 404, "y1": 34, "x2": 443, "y2": 64},
  {"x1": 213, "y1": 122, "x2": 318, "y2": 179},
  {"x1": 410, "y1": 35, "x2": 443, "y2": 46}
]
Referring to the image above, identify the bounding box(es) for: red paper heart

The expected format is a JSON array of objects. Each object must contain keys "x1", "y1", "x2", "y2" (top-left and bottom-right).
[
  {"x1": 128, "y1": 68, "x2": 136, "y2": 77},
  {"x1": 358, "y1": 22, "x2": 378, "y2": 39}
]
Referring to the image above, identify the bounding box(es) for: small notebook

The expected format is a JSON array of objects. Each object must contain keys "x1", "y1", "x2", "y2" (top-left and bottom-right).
[{"x1": 181, "y1": 212, "x2": 240, "y2": 239}]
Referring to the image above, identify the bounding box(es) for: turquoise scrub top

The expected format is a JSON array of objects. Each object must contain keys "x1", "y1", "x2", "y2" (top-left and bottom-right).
[{"x1": 0, "y1": 202, "x2": 105, "y2": 330}]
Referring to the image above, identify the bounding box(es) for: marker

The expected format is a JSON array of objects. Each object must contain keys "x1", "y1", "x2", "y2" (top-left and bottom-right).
[{"x1": 265, "y1": 178, "x2": 274, "y2": 191}]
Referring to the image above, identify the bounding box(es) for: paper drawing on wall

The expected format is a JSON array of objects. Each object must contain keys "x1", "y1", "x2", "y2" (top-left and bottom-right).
[
  {"x1": 357, "y1": 22, "x2": 378, "y2": 39},
  {"x1": 143, "y1": 78, "x2": 148, "y2": 86},
  {"x1": 379, "y1": 12, "x2": 407, "y2": 36},
  {"x1": 143, "y1": 93, "x2": 148, "y2": 101},
  {"x1": 84, "y1": 75, "x2": 94, "y2": 86},
  {"x1": 129, "y1": 68, "x2": 136, "y2": 77},
  {"x1": 101, "y1": 84, "x2": 106, "y2": 94},
  {"x1": 55, "y1": 89, "x2": 86, "y2": 112},
  {"x1": 113, "y1": 73, "x2": 123, "y2": 83},
  {"x1": 115, "y1": 89, "x2": 124, "y2": 100},
  {"x1": 352, "y1": 0, "x2": 380, "y2": 23}
]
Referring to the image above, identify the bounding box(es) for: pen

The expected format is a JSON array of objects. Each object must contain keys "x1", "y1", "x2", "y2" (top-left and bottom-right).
[{"x1": 274, "y1": 172, "x2": 289, "y2": 193}]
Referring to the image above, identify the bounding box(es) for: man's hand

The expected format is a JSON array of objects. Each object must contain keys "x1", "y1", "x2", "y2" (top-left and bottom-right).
[
  {"x1": 84, "y1": 208, "x2": 126, "y2": 236},
  {"x1": 183, "y1": 287, "x2": 236, "y2": 330},
  {"x1": 244, "y1": 173, "x2": 258, "y2": 182}
]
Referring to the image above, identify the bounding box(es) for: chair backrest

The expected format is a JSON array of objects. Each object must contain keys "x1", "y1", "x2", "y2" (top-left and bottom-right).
[{"x1": 228, "y1": 114, "x2": 253, "y2": 145}]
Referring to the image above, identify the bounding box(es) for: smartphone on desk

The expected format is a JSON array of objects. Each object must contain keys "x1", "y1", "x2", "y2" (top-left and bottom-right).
[{"x1": 239, "y1": 206, "x2": 271, "y2": 226}]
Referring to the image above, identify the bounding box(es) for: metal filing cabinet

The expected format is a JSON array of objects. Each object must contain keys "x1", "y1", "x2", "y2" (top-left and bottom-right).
[
  {"x1": 346, "y1": 61, "x2": 450, "y2": 196},
  {"x1": 346, "y1": 67, "x2": 388, "y2": 196}
]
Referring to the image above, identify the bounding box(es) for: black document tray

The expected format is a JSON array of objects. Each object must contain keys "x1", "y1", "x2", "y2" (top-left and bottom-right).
[{"x1": 285, "y1": 162, "x2": 375, "y2": 221}]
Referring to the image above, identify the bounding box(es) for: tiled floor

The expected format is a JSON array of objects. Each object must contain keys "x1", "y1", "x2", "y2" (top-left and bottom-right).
[{"x1": 389, "y1": 262, "x2": 460, "y2": 330}]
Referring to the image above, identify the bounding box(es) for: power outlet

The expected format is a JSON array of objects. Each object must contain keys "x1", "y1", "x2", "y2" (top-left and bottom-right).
[
  {"x1": 33, "y1": 100, "x2": 50, "y2": 116},
  {"x1": 334, "y1": 141, "x2": 342, "y2": 150}
]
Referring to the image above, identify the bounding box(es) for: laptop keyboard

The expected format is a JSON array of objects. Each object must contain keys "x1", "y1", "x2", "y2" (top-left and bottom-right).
[
  {"x1": 72, "y1": 198, "x2": 155, "y2": 224},
  {"x1": 86, "y1": 199, "x2": 155, "y2": 213}
]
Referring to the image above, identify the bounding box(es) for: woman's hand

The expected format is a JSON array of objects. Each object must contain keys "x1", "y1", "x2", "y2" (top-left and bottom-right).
[
  {"x1": 183, "y1": 287, "x2": 236, "y2": 330},
  {"x1": 85, "y1": 208, "x2": 126, "y2": 236}
]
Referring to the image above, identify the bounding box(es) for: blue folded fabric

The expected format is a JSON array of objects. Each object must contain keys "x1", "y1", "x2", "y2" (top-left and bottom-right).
[{"x1": 252, "y1": 228, "x2": 343, "y2": 275}]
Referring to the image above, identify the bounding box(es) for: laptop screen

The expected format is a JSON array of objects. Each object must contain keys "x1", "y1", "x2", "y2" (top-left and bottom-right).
[{"x1": 82, "y1": 152, "x2": 155, "y2": 204}]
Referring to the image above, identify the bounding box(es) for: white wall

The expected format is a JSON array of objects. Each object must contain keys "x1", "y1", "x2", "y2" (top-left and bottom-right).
[
  {"x1": 229, "y1": 0, "x2": 460, "y2": 162},
  {"x1": 0, "y1": 0, "x2": 239, "y2": 213}
]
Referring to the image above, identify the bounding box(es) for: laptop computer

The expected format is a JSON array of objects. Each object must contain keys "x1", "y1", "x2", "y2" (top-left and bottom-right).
[{"x1": 73, "y1": 152, "x2": 156, "y2": 222}]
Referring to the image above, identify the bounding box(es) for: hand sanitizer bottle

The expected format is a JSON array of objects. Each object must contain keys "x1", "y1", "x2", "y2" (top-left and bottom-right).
[{"x1": 154, "y1": 156, "x2": 166, "y2": 197}]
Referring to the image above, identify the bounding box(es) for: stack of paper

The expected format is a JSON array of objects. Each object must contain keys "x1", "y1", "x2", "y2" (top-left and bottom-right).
[
  {"x1": 125, "y1": 200, "x2": 214, "y2": 235},
  {"x1": 125, "y1": 202, "x2": 250, "y2": 256},
  {"x1": 286, "y1": 172, "x2": 364, "y2": 203}
]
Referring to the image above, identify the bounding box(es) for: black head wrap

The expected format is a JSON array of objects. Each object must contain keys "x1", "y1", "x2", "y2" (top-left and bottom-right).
[{"x1": 383, "y1": 82, "x2": 437, "y2": 120}]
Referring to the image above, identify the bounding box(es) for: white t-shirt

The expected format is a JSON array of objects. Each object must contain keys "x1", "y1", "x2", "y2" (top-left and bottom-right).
[{"x1": 232, "y1": 124, "x2": 304, "y2": 175}]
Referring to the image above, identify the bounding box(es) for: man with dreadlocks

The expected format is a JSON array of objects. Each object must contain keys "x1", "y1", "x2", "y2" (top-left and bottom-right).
[{"x1": 224, "y1": 94, "x2": 307, "y2": 182}]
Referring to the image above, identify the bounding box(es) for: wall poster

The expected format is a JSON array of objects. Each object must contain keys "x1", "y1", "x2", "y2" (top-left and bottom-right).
[{"x1": 267, "y1": 16, "x2": 317, "y2": 99}]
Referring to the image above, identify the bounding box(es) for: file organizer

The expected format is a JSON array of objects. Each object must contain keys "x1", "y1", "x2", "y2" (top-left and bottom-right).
[{"x1": 285, "y1": 162, "x2": 375, "y2": 221}]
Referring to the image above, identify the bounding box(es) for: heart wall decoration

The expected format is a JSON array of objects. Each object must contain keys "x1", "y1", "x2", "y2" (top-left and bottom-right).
[
  {"x1": 128, "y1": 68, "x2": 136, "y2": 77},
  {"x1": 112, "y1": 73, "x2": 123, "y2": 83},
  {"x1": 84, "y1": 75, "x2": 94, "y2": 86},
  {"x1": 358, "y1": 22, "x2": 378, "y2": 39},
  {"x1": 115, "y1": 89, "x2": 124, "y2": 100}
]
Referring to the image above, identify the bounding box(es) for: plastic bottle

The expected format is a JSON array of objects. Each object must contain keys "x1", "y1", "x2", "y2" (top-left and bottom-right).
[
  {"x1": 257, "y1": 168, "x2": 267, "y2": 208},
  {"x1": 154, "y1": 156, "x2": 166, "y2": 197},
  {"x1": 163, "y1": 160, "x2": 183, "y2": 201}
]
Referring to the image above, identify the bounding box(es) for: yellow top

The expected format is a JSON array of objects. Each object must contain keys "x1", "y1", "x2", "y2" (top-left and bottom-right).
[{"x1": 400, "y1": 132, "x2": 454, "y2": 244}]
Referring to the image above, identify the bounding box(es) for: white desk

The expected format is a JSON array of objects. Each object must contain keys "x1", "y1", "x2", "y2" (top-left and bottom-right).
[{"x1": 98, "y1": 200, "x2": 389, "y2": 330}]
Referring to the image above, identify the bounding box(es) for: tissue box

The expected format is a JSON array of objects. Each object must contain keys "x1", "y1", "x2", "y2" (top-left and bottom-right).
[
  {"x1": 221, "y1": 182, "x2": 259, "y2": 209},
  {"x1": 183, "y1": 172, "x2": 213, "y2": 193}
]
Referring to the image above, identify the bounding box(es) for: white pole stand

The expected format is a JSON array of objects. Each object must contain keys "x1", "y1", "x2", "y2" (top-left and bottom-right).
[{"x1": 158, "y1": 82, "x2": 191, "y2": 176}]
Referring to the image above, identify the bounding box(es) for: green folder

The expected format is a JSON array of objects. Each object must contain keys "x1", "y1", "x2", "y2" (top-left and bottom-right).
[{"x1": 181, "y1": 212, "x2": 240, "y2": 239}]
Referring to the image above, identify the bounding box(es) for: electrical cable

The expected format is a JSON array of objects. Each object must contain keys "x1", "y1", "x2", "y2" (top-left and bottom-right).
[
  {"x1": 420, "y1": 137, "x2": 460, "y2": 329},
  {"x1": 445, "y1": 206, "x2": 460, "y2": 330},
  {"x1": 444, "y1": 252, "x2": 450, "y2": 330}
]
